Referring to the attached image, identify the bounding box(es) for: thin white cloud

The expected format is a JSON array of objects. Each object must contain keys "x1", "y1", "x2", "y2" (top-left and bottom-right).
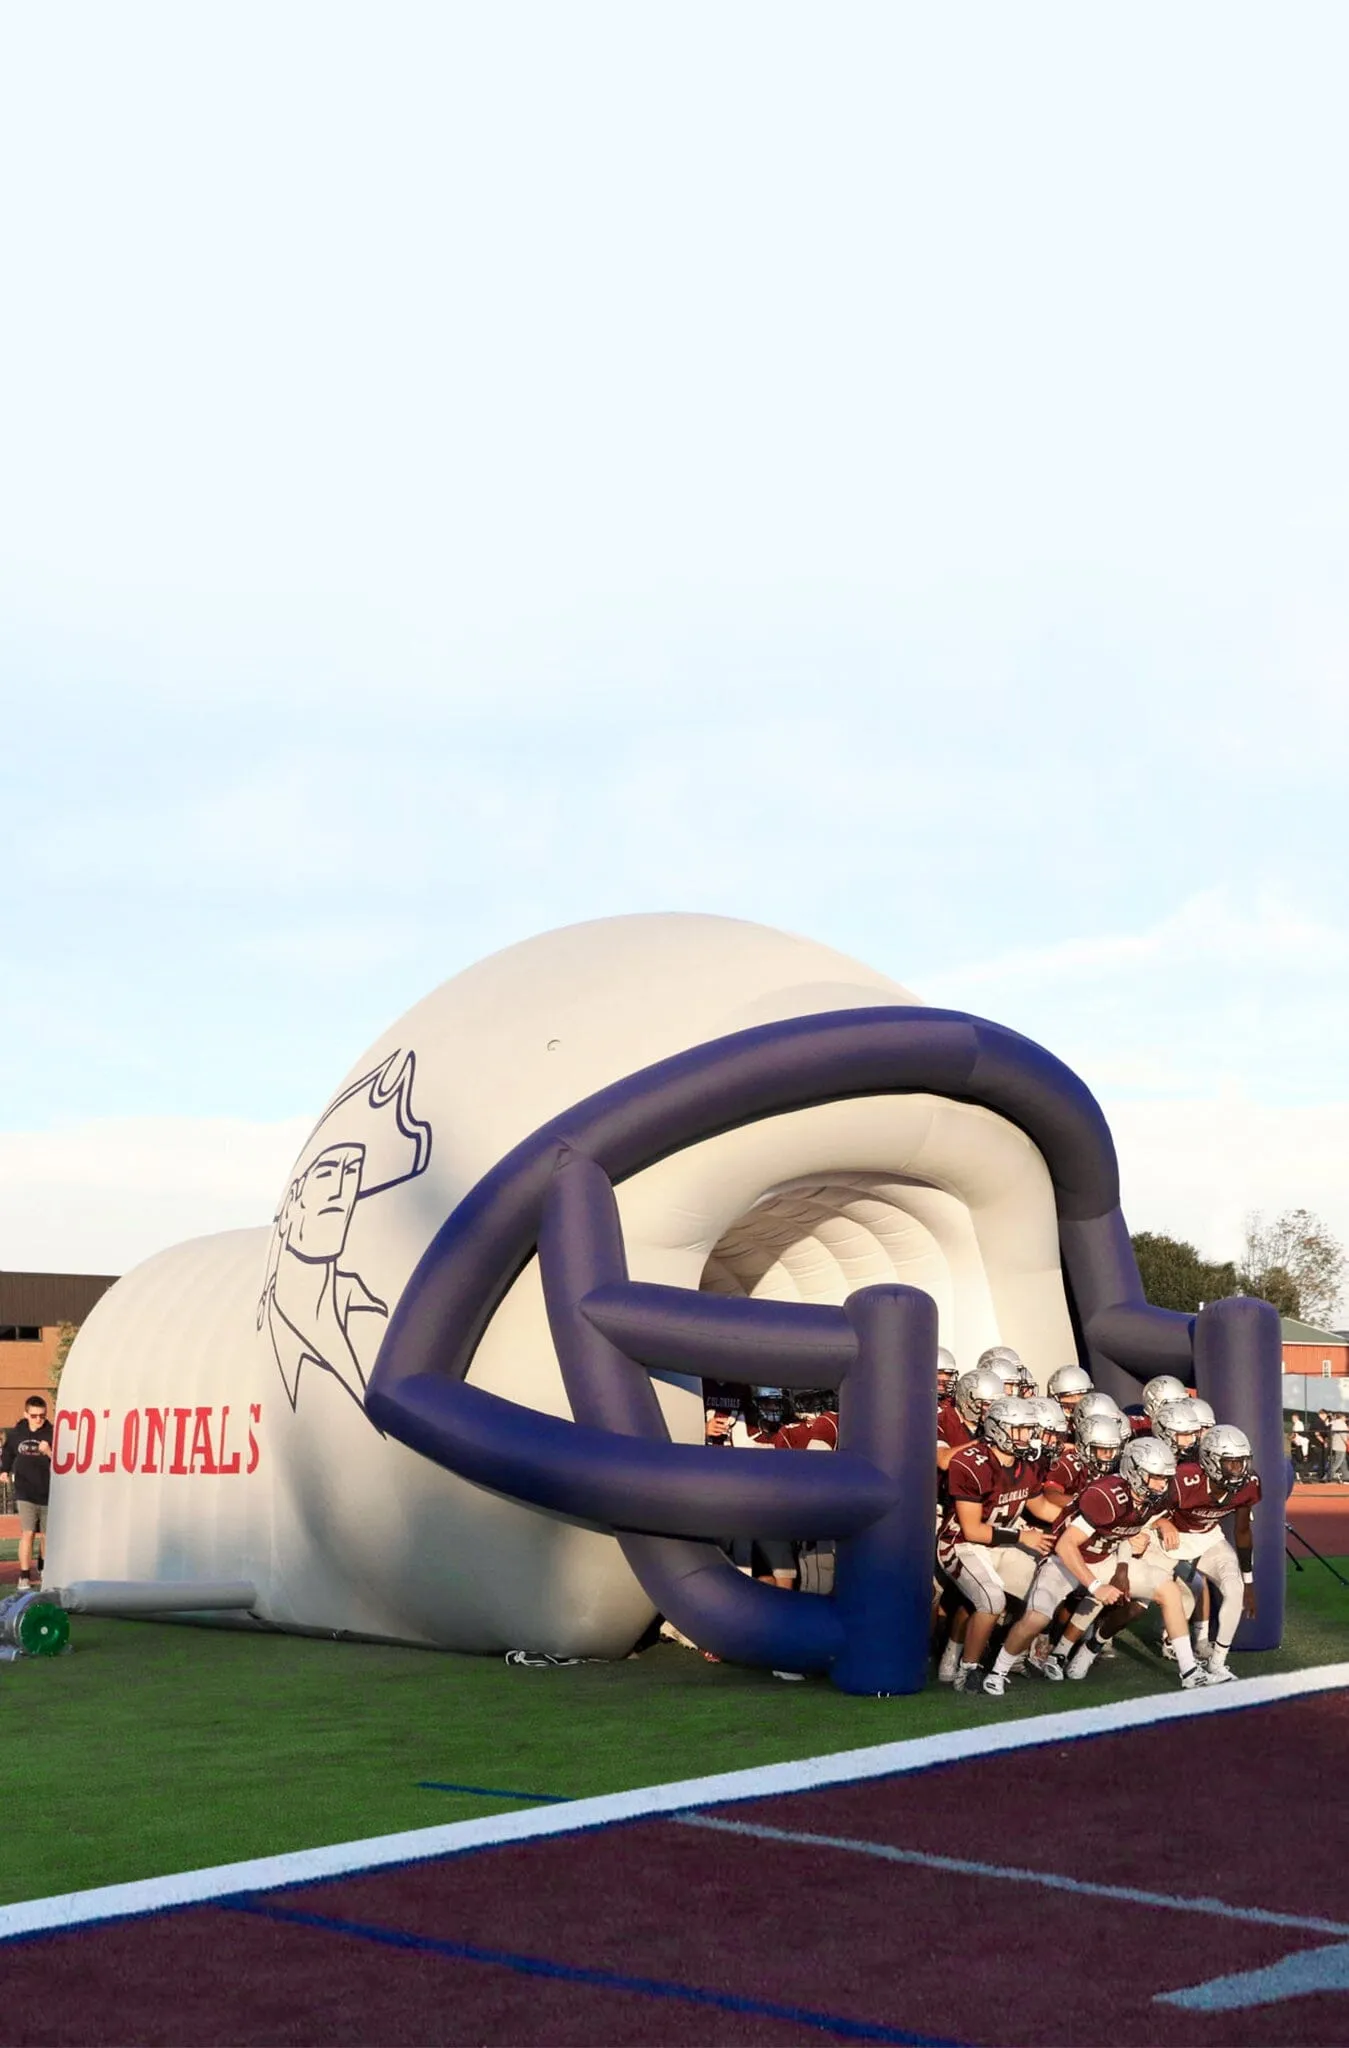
[
  {"x1": 930, "y1": 890, "x2": 1349, "y2": 990},
  {"x1": 0, "y1": 1115, "x2": 306, "y2": 1274},
  {"x1": 1108, "y1": 1093, "x2": 1349, "y2": 1317}
]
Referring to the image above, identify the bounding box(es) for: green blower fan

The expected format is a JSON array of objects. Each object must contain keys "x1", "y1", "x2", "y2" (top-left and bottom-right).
[{"x1": 0, "y1": 1591, "x2": 70, "y2": 1660}]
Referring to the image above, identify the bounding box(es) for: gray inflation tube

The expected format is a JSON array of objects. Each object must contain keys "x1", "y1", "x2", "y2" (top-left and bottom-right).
[{"x1": 53, "y1": 1581, "x2": 257, "y2": 1615}]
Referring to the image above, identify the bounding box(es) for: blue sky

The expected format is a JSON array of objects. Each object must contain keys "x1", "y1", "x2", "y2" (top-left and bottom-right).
[{"x1": 2, "y1": 5, "x2": 1348, "y2": 1288}]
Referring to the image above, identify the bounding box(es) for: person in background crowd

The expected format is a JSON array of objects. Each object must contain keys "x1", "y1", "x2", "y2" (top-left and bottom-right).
[
  {"x1": 1329, "y1": 1409, "x2": 1349, "y2": 1485},
  {"x1": 0, "y1": 1396, "x2": 53, "y2": 1591},
  {"x1": 1289, "y1": 1413, "x2": 1310, "y2": 1480},
  {"x1": 1312, "y1": 1410, "x2": 1334, "y2": 1482}
]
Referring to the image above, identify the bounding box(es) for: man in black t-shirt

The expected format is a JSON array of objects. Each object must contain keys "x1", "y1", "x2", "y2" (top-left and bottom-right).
[{"x1": 1, "y1": 1396, "x2": 53, "y2": 1590}]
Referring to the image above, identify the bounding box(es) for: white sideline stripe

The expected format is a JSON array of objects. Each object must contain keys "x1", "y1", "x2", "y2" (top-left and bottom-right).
[
  {"x1": 676, "y1": 1815, "x2": 1349, "y2": 1941},
  {"x1": 2, "y1": 1659, "x2": 1346, "y2": 1945},
  {"x1": 1158, "y1": 1942, "x2": 1349, "y2": 2010}
]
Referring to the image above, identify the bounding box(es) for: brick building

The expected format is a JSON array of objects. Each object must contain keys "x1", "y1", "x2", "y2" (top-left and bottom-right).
[{"x1": 0, "y1": 1271, "x2": 118, "y2": 1411}]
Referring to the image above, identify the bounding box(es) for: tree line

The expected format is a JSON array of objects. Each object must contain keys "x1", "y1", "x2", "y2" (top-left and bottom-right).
[{"x1": 1131, "y1": 1208, "x2": 1346, "y2": 1326}]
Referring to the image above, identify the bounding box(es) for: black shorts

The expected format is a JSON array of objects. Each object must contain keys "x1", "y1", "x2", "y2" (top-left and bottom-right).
[{"x1": 725, "y1": 1537, "x2": 796, "y2": 1577}]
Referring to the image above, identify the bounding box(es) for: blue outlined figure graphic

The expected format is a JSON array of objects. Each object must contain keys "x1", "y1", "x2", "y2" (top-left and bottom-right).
[{"x1": 258, "y1": 1049, "x2": 431, "y2": 1414}]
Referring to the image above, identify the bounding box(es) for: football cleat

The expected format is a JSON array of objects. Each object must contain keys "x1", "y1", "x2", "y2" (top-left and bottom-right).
[
  {"x1": 1028, "y1": 1639, "x2": 1065, "y2": 1681},
  {"x1": 979, "y1": 1671, "x2": 1008, "y2": 1697},
  {"x1": 937, "y1": 1639, "x2": 963, "y2": 1684},
  {"x1": 1180, "y1": 1664, "x2": 1212, "y2": 1688},
  {"x1": 1065, "y1": 1643, "x2": 1097, "y2": 1680},
  {"x1": 1201, "y1": 1662, "x2": 1236, "y2": 1685}
]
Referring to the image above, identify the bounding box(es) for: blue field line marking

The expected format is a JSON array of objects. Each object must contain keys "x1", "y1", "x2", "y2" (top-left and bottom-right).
[
  {"x1": 229, "y1": 1895, "x2": 967, "y2": 2047},
  {"x1": 418, "y1": 1781, "x2": 570, "y2": 1803}
]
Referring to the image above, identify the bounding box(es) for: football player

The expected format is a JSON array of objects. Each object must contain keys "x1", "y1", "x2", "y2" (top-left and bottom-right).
[
  {"x1": 936, "y1": 1346, "x2": 959, "y2": 1401},
  {"x1": 1069, "y1": 1390, "x2": 1128, "y2": 1456},
  {"x1": 938, "y1": 1364, "x2": 1003, "y2": 1472},
  {"x1": 936, "y1": 1396, "x2": 1053, "y2": 1694},
  {"x1": 1026, "y1": 1396, "x2": 1069, "y2": 1480},
  {"x1": 1046, "y1": 1363, "x2": 1093, "y2": 1419},
  {"x1": 982, "y1": 1436, "x2": 1202, "y2": 1693},
  {"x1": 1165, "y1": 1422, "x2": 1261, "y2": 1682},
  {"x1": 1151, "y1": 1397, "x2": 1216, "y2": 1466},
  {"x1": 1132, "y1": 1374, "x2": 1190, "y2": 1435},
  {"x1": 977, "y1": 1345, "x2": 1028, "y2": 1398},
  {"x1": 1020, "y1": 1409, "x2": 1130, "y2": 1674},
  {"x1": 772, "y1": 1407, "x2": 839, "y2": 1452}
]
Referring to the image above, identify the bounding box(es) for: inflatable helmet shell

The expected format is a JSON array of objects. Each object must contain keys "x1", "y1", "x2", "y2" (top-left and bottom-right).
[{"x1": 47, "y1": 913, "x2": 1078, "y2": 1655}]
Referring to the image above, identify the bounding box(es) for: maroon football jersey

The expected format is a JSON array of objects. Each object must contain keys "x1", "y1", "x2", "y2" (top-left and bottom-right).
[
  {"x1": 1038, "y1": 1446, "x2": 1091, "y2": 1529},
  {"x1": 937, "y1": 1396, "x2": 975, "y2": 1454},
  {"x1": 1170, "y1": 1464, "x2": 1262, "y2": 1534},
  {"x1": 1060, "y1": 1474, "x2": 1172, "y2": 1565},
  {"x1": 772, "y1": 1413, "x2": 839, "y2": 1452},
  {"x1": 937, "y1": 1444, "x2": 1037, "y2": 1556},
  {"x1": 1044, "y1": 1446, "x2": 1087, "y2": 1498}
]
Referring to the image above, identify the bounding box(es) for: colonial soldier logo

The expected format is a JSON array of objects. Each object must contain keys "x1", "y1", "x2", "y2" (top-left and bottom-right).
[{"x1": 258, "y1": 1049, "x2": 432, "y2": 1413}]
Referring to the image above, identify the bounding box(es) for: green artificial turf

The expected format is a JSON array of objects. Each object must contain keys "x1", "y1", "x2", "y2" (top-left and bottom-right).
[{"x1": 2, "y1": 1561, "x2": 1346, "y2": 1908}]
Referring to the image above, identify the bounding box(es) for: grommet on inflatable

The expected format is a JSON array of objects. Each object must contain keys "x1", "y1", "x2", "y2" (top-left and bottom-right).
[{"x1": 44, "y1": 914, "x2": 1283, "y2": 1692}]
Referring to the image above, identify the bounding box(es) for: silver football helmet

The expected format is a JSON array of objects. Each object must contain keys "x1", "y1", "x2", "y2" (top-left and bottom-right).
[
  {"x1": 1118, "y1": 1435, "x2": 1178, "y2": 1504},
  {"x1": 1075, "y1": 1389, "x2": 1125, "y2": 1430},
  {"x1": 983, "y1": 1396, "x2": 1038, "y2": 1459},
  {"x1": 1075, "y1": 1410, "x2": 1129, "y2": 1472},
  {"x1": 1142, "y1": 1374, "x2": 1190, "y2": 1423},
  {"x1": 1153, "y1": 1397, "x2": 1215, "y2": 1459},
  {"x1": 953, "y1": 1365, "x2": 1006, "y2": 1429},
  {"x1": 936, "y1": 1345, "x2": 959, "y2": 1397},
  {"x1": 1046, "y1": 1363, "x2": 1093, "y2": 1409},
  {"x1": 1027, "y1": 1396, "x2": 1068, "y2": 1457},
  {"x1": 977, "y1": 1345, "x2": 1021, "y2": 1370},
  {"x1": 1198, "y1": 1424, "x2": 1253, "y2": 1493}
]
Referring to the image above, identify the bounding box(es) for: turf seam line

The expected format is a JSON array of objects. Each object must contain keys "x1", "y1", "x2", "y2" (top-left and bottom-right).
[
  {"x1": 227, "y1": 1895, "x2": 968, "y2": 2047},
  {"x1": 675, "y1": 1816, "x2": 1349, "y2": 1939},
  {"x1": 3, "y1": 1658, "x2": 1346, "y2": 1944},
  {"x1": 417, "y1": 1781, "x2": 569, "y2": 1803}
]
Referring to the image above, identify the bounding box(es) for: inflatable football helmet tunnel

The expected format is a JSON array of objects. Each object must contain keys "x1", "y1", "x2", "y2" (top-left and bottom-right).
[{"x1": 47, "y1": 916, "x2": 1283, "y2": 1693}]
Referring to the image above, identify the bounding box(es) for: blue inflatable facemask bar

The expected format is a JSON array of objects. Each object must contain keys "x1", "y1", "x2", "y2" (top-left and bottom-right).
[{"x1": 366, "y1": 1007, "x2": 1284, "y2": 1690}]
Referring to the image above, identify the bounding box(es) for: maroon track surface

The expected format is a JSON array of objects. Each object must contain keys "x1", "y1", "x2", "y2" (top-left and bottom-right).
[
  {"x1": 1287, "y1": 1487, "x2": 1349, "y2": 1557},
  {"x1": 3, "y1": 1693, "x2": 1349, "y2": 2046}
]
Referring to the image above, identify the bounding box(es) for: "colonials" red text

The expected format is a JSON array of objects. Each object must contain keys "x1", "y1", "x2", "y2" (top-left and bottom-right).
[{"x1": 52, "y1": 1405, "x2": 262, "y2": 1478}]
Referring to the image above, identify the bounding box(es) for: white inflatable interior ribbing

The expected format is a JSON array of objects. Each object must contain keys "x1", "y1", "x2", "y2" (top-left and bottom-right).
[{"x1": 46, "y1": 914, "x2": 1077, "y2": 1655}]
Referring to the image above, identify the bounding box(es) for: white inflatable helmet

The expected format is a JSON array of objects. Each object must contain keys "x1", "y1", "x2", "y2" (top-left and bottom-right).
[{"x1": 44, "y1": 913, "x2": 1088, "y2": 1657}]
